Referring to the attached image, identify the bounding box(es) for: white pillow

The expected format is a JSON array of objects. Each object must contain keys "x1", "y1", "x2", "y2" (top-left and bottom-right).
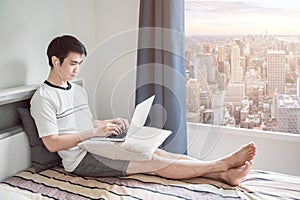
[{"x1": 78, "y1": 127, "x2": 172, "y2": 161}]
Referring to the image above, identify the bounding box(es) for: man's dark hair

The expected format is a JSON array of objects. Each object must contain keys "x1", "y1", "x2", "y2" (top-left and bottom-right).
[{"x1": 47, "y1": 35, "x2": 87, "y2": 67}]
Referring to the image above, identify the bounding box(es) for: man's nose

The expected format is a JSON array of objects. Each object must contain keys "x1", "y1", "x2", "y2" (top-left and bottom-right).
[{"x1": 74, "y1": 64, "x2": 80, "y2": 72}]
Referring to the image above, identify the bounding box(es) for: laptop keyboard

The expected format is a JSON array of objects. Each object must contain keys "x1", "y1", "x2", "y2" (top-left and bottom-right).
[{"x1": 106, "y1": 128, "x2": 128, "y2": 139}]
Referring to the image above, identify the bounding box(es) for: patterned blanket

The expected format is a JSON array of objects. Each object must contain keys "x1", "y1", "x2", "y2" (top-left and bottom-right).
[{"x1": 0, "y1": 166, "x2": 299, "y2": 200}]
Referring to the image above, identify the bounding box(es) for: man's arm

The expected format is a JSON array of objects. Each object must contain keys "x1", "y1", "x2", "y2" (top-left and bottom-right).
[{"x1": 42, "y1": 120, "x2": 124, "y2": 152}]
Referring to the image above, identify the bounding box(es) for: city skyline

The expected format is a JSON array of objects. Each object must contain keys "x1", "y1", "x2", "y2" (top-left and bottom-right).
[
  {"x1": 185, "y1": 32, "x2": 300, "y2": 134},
  {"x1": 185, "y1": 0, "x2": 300, "y2": 36}
]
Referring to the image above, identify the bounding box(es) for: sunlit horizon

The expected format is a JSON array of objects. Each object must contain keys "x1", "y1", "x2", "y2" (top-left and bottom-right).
[{"x1": 185, "y1": 0, "x2": 300, "y2": 36}]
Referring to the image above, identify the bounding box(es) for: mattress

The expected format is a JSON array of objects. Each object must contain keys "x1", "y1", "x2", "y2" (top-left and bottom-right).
[{"x1": 0, "y1": 166, "x2": 299, "y2": 200}]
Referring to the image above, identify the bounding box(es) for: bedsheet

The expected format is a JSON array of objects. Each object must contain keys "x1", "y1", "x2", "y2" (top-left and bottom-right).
[{"x1": 0, "y1": 166, "x2": 299, "y2": 200}]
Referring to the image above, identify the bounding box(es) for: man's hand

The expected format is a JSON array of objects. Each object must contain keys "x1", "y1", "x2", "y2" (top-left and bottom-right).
[
  {"x1": 114, "y1": 118, "x2": 129, "y2": 130},
  {"x1": 92, "y1": 118, "x2": 129, "y2": 137}
]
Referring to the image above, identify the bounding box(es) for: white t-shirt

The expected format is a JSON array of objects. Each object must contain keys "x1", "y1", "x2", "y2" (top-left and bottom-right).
[{"x1": 30, "y1": 81, "x2": 94, "y2": 172}]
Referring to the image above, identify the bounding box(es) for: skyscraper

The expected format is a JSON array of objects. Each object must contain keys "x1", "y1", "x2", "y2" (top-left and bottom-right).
[
  {"x1": 297, "y1": 72, "x2": 300, "y2": 98},
  {"x1": 230, "y1": 44, "x2": 243, "y2": 82},
  {"x1": 186, "y1": 78, "x2": 200, "y2": 112},
  {"x1": 218, "y1": 45, "x2": 225, "y2": 62},
  {"x1": 275, "y1": 94, "x2": 300, "y2": 134},
  {"x1": 267, "y1": 50, "x2": 285, "y2": 95}
]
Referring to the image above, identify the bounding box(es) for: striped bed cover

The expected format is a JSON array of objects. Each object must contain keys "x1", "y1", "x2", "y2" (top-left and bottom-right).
[{"x1": 0, "y1": 166, "x2": 299, "y2": 200}]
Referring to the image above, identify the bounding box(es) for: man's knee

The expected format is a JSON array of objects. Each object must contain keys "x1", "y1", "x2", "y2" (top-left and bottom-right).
[
  {"x1": 153, "y1": 148, "x2": 167, "y2": 157},
  {"x1": 151, "y1": 150, "x2": 164, "y2": 161}
]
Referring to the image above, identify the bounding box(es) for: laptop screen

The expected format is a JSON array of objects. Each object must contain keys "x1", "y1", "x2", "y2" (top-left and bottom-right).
[{"x1": 127, "y1": 95, "x2": 155, "y2": 134}]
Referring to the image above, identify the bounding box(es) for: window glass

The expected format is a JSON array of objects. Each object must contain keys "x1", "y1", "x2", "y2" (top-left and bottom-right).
[{"x1": 185, "y1": 0, "x2": 300, "y2": 134}]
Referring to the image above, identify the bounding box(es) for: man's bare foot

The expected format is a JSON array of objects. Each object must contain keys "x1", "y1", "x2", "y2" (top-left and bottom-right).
[
  {"x1": 221, "y1": 142, "x2": 256, "y2": 170},
  {"x1": 220, "y1": 161, "x2": 252, "y2": 186}
]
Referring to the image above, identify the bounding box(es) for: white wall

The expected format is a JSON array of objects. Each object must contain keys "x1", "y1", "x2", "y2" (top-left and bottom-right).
[
  {"x1": 0, "y1": 0, "x2": 139, "y2": 119},
  {"x1": 0, "y1": 0, "x2": 97, "y2": 89},
  {"x1": 79, "y1": 0, "x2": 140, "y2": 120}
]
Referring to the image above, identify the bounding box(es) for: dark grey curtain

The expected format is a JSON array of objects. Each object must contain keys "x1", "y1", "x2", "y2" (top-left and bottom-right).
[{"x1": 136, "y1": 0, "x2": 187, "y2": 154}]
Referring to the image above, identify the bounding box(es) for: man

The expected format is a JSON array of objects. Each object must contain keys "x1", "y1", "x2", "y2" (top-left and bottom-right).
[{"x1": 31, "y1": 35, "x2": 256, "y2": 186}]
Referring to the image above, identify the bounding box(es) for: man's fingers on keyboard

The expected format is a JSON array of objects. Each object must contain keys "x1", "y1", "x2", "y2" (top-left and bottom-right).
[
  {"x1": 111, "y1": 130, "x2": 118, "y2": 135},
  {"x1": 115, "y1": 118, "x2": 125, "y2": 129},
  {"x1": 106, "y1": 123, "x2": 121, "y2": 133},
  {"x1": 111, "y1": 125, "x2": 122, "y2": 134},
  {"x1": 122, "y1": 119, "x2": 129, "y2": 129},
  {"x1": 113, "y1": 126, "x2": 121, "y2": 134},
  {"x1": 118, "y1": 118, "x2": 129, "y2": 129}
]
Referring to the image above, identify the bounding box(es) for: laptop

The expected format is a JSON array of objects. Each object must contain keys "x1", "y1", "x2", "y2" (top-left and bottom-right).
[{"x1": 90, "y1": 95, "x2": 155, "y2": 142}]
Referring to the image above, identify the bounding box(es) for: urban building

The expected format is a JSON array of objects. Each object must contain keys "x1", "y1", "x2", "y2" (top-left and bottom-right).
[
  {"x1": 267, "y1": 50, "x2": 285, "y2": 95},
  {"x1": 230, "y1": 44, "x2": 243, "y2": 82},
  {"x1": 224, "y1": 82, "x2": 245, "y2": 106},
  {"x1": 275, "y1": 94, "x2": 300, "y2": 134}
]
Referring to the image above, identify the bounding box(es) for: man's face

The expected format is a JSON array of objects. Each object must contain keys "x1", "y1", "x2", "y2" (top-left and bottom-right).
[{"x1": 58, "y1": 52, "x2": 84, "y2": 81}]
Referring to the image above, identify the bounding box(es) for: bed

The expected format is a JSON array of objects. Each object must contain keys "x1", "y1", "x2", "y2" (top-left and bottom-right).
[
  {"x1": 0, "y1": 83, "x2": 300, "y2": 200},
  {"x1": 1, "y1": 165, "x2": 300, "y2": 200}
]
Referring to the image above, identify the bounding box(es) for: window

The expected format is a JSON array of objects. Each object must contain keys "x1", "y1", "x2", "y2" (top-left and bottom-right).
[{"x1": 185, "y1": 0, "x2": 300, "y2": 134}]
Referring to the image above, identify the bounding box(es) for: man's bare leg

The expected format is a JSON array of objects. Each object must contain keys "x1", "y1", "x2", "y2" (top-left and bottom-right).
[
  {"x1": 154, "y1": 149, "x2": 199, "y2": 161},
  {"x1": 126, "y1": 142, "x2": 256, "y2": 180},
  {"x1": 154, "y1": 142, "x2": 256, "y2": 168},
  {"x1": 127, "y1": 153, "x2": 227, "y2": 179}
]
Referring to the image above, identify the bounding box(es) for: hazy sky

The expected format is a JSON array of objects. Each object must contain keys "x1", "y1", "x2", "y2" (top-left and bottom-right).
[{"x1": 185, "y1": 0, "x2": 300, "y2": 35}]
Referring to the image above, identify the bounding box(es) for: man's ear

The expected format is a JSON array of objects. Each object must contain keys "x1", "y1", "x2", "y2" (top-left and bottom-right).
[{"x1": 51, "y1": 56, "x2": 59, "y2": 67}]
